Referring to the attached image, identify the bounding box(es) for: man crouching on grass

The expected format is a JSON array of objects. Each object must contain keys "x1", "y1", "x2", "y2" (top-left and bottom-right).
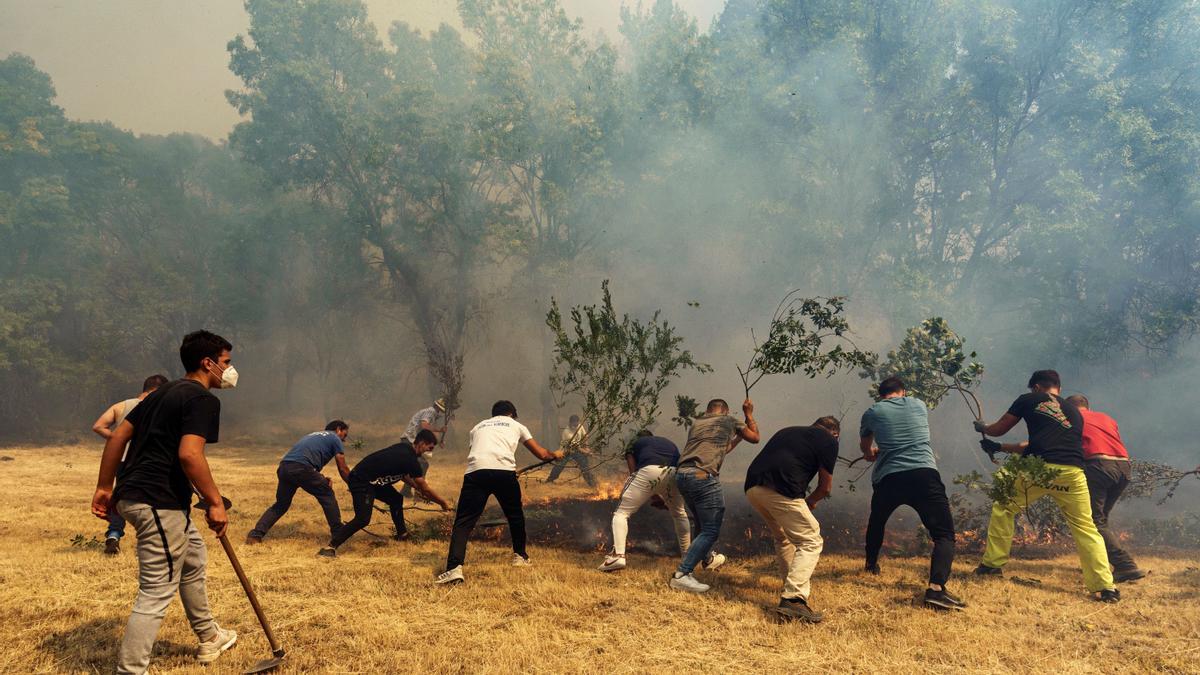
[
  {"x1": 91, "y1": 330, "x2": 239, "y2": 674},
  {"x1": 318, "y1": 429, "x2": 452, "y2": 557},
  {"x1": 743, "y1": 416, "x2": 840, "y2": 623},
  {"x1": 436, "y1": 400, "x2": 563, "y2": 585}
]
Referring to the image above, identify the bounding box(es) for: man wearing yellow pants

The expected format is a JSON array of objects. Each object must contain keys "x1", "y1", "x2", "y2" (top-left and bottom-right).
[{"x1": 974, "y1": 369, "x2": 1119, "y2": 603}]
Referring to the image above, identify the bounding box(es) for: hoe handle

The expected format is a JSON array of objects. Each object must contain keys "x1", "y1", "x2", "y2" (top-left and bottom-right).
[{"x1": 218, "y1": 534, "x2": 285, "y2": 656}]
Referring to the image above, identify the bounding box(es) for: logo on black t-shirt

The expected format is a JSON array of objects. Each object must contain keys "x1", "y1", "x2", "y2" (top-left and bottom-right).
[{"x1": 1034, "y1": 399, "x2": 1073, "y2": 429}]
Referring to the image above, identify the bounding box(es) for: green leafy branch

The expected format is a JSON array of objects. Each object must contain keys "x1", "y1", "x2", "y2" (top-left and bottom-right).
[
  {"x1": 546, "y1": 280, "x2": 711, "y2": 473},
  {"x1": 737, "y1": 292, "x2": 876, "y2": 398},
  {"x1": 954, "y1": 454, "x2": 1064, "y2": 544},
  {"x1": 672, "y1": 394, "x2": 699, "y2": 429},
  {"x1": 863, "y1": 317, "x2": 991, "y2": 465}
]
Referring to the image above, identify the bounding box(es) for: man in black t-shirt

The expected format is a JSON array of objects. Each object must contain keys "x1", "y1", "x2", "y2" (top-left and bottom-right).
[
  {"x1": 742, "y1": 417, "x2": 841, "y2": 623},
  {"x1": 318, "y1": 429, "x2": 452, "y2": 557},
  {"x1": 91, "y1": 330, "x2": 240, "y2": 673},
  {"x1": 974, "y1": 369, "x2": 1118, "y2": 602}
]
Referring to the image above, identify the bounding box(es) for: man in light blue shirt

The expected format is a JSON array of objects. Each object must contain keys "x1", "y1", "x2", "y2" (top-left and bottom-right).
[
  {"x1": 859, "y1": 377, "x2": 963, "y2": 610},
  {"x1": 247, "y1": 420, "x2": 352, "y2": 544}
]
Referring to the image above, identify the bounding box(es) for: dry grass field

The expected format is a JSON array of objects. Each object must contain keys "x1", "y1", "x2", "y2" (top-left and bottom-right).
[{"x1": 0, "y1": 442, "x2": 1197, "y2": 674}]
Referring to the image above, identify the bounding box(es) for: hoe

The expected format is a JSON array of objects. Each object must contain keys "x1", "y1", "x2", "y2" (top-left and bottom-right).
[{"x1": 194, "y1": 496, "x2": 286, "y2": 674}]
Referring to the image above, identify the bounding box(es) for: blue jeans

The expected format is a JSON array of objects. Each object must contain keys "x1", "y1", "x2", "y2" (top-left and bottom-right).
[
  {"x1": 675, "y1": 470, "x2": 725, "y2": 575},
  {"x1": 106, "y1": 510, "x2": 127, "y2": 540}
]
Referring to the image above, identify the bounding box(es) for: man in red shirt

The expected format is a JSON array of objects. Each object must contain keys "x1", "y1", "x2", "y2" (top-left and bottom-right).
[{"x1": 1066, "y1": 395, "x2": 1146, "y2": 583}]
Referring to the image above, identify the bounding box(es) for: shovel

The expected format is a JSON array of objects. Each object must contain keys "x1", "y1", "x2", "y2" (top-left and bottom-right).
[{"x1": 195, "y1": 496, "x2": 286, "y2": 674}]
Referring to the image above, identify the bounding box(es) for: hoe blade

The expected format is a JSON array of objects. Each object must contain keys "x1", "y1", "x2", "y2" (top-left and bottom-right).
[{"x1": 244, "y1": 653, "x2": 284, "y2": 674}]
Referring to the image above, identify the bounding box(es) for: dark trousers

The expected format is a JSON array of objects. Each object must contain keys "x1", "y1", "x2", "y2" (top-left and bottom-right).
[
  {"x1": 105, "y1": 510, "x2": 127, "y2": 539},
  {"x1": 865, "y1": 468, "x2": 956, "y2": 586},
  {"x1": 446, "y1": 470, "x2": 526, "y2": 569},
  {"x1": 1084, "y1": 458, "x2": 1138, "y2": 572},
  {"x1": 329, "y1": 482, "x2": 407, "y2": 548},
  {"x1": 250, "y1": 461, "x2": 343, "y2": 539},
  {"x1": 547, "y1": 451, "x2": 596, "y2": 486}
]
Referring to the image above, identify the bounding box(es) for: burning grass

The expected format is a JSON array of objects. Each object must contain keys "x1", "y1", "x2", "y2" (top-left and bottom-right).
[{"x1": 1, "y1": 443, "x2": 1197, "y2": 673}]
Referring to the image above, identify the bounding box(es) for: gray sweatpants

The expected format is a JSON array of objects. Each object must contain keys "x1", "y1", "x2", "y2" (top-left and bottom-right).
[{"x1": 116, "y1": 500, "x2": 218, "y2": 675}]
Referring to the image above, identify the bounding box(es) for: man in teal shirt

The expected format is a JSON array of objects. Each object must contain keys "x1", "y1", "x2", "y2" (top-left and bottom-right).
[{"x1": 859, "y1": 376, "x2": 963, "y2": 610}]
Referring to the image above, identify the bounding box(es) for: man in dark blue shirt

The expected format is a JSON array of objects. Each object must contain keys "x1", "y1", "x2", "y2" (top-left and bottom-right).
[
  {"x1": 247, "y1": 421, "x2": 352, "y2": 544},
  {"x1": 598, "y1": 430, "x2": 691, "y2": 572}
]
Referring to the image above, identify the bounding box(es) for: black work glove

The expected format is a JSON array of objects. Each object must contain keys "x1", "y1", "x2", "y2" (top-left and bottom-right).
[
  {"x1": 973, "y1": 419, "x2": 988, "y2": 433},
  {"x1": 979, "y1": 439, "x2": 1002, "y2": 463}
]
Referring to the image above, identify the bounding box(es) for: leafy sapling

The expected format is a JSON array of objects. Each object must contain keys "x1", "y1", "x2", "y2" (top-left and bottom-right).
[
  {"x1": 546, "y1": 281, "x2": 711, "y2": 476},
  {"x1": 861, "y1": 317, "x2": 991, "y2": 462}
]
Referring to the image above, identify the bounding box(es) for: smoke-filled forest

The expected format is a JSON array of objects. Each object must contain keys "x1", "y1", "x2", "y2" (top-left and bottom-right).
[{"x1": 3, "y1": 0, "x2": 1200, "y2": 462}]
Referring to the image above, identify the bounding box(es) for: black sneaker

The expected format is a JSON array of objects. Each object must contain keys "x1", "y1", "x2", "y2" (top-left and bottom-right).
[
  {"x1": 1113, "y1": 568, "x2": 1147, "y2": 584},
  {"x1": 776, "y1": 597, "x2": 824, "y2": 623},
  {"x1": 974, "y1": 564, "x2": 1003, "y2": 576},
  {"x1": 924, "y1": 588, "x2": 967, "y2": 610},
  {"x1": 104, "y1": 537, "x2": 120, "y2": 555},
  {"x1": 392, "y1": 532, "x2": 411, "y2": 542},
  {"x1": 864, "y1": 562, "x2": 881, "y2": 575},
  {"x1": 317, "y1": 547, "x2": 336, "y2": 558},
  {"x1": 1094, "y1": 588, "x2": 1121, "y2": 603}
]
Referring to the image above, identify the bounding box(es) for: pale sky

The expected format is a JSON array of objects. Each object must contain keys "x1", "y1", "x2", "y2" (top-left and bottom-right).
[{"x1": 0, "y1": 0, "x2": 725, "y2": 139}]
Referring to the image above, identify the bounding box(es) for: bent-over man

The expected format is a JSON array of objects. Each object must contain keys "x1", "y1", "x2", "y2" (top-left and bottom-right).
[
  {"x1": 247, "y1": 420, "x2": 352, "y2": 544},
  {"x1": 669, "y1": 397, "x2": 760, "y2": 594},
  {"x1": 598, "y1": 430, "x2": 690, "y2": 571},
  {"x1": 547, "y1": 414, "x2": 597, "y2": 487},
  {"x1": 319, "y1": 429, "x2": 451, "y2": 557},
  {"x1": 402, "y1": 398, "x2": 447, "y2": 497},
  {"x1": 91, "y1": 330, "x2": 239, "y2": 674},
  {"x1": 860, "y1": 376, "x2": 964, "y2": 610},
  {"x1": 91, "y1": 374, "x2": 169, "y2": 554},
  {"x1": 744, "y1": 417, "x2": 840, "y2": 623},
  {"x1": 975, "y1": 370, "x2": 1119, "y2": 602},
  {"x1": 1066, "y1": 394, "x2": 1146, "y2": 583},
  {"x1": 435, "y1": 401, "x2": 562, "y2": 584}
]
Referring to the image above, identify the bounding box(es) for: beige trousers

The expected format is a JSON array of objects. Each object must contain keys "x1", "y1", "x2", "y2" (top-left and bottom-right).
[{"x1": 746, "y1": 486, "x2": 823, "y2": 600}]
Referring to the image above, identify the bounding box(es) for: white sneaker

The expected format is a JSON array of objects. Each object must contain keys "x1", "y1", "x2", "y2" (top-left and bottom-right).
[
  {"x1": 702, "y1": 552, "x2": 726, "y2": 571},
  {"x1": 196, "y1": 624, "x2": 237, "y2": 664},
  {"x1": 435, "y1": 565, "x2": 464, "y2": 585},
  {"x1": 511, "y1": 553, "x2": 533, "y2": 567},
  {"x1": 669, "y1": 573, "x2": 710, "y2": 593},
  {"x1": 599, "y1": 554, "x2": 627, "y2": 572}
]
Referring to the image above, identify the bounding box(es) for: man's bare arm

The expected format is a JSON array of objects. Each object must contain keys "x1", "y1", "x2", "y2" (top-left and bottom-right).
[
  {"x1": 91, "y1": 420, "x2": 134, "y2": 519},
  {"x1": 334, "y1": 453, "x2": 351, "y2": 482},
  {"x1": 409, "y1": 476, "x2": 452, "y2": 510},
  {"x1": 978, "y1": 413, "x2": 1021, "y2": 437},
  {"x1": 859, "y1": 433, "x2": 878, "y2": 462},
  {"x1": 524, "y1": 438, "x2": 564, "y2": 462},
  {"x1": 806, "y1": 468, "x2": 834, "y2": 509},
  {"x1": 738, "y1": 399, "x2": 761, "y2": 444},
  {"x1": 91, "y1": 404, "x2": 120, "y2": 440},
  {"x1": 626, "y1": 454, "x2": 637, "y2": 474},
  {"x1": 178, "y1": 434, "x2": 227, "y2": 537},
  {"x1": 420, "y1": 419, "x2": 447, "y2": 434}
]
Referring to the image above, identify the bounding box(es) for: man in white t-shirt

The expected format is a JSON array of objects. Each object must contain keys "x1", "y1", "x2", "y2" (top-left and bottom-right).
[{"x1": 435, "y1": 400, "x2": 562, "y2": 585}]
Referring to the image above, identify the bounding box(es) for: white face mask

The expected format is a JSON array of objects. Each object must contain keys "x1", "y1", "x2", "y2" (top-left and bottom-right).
[{"x1": 209, "y1": 361, "x2": 239, "y2": 389}]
